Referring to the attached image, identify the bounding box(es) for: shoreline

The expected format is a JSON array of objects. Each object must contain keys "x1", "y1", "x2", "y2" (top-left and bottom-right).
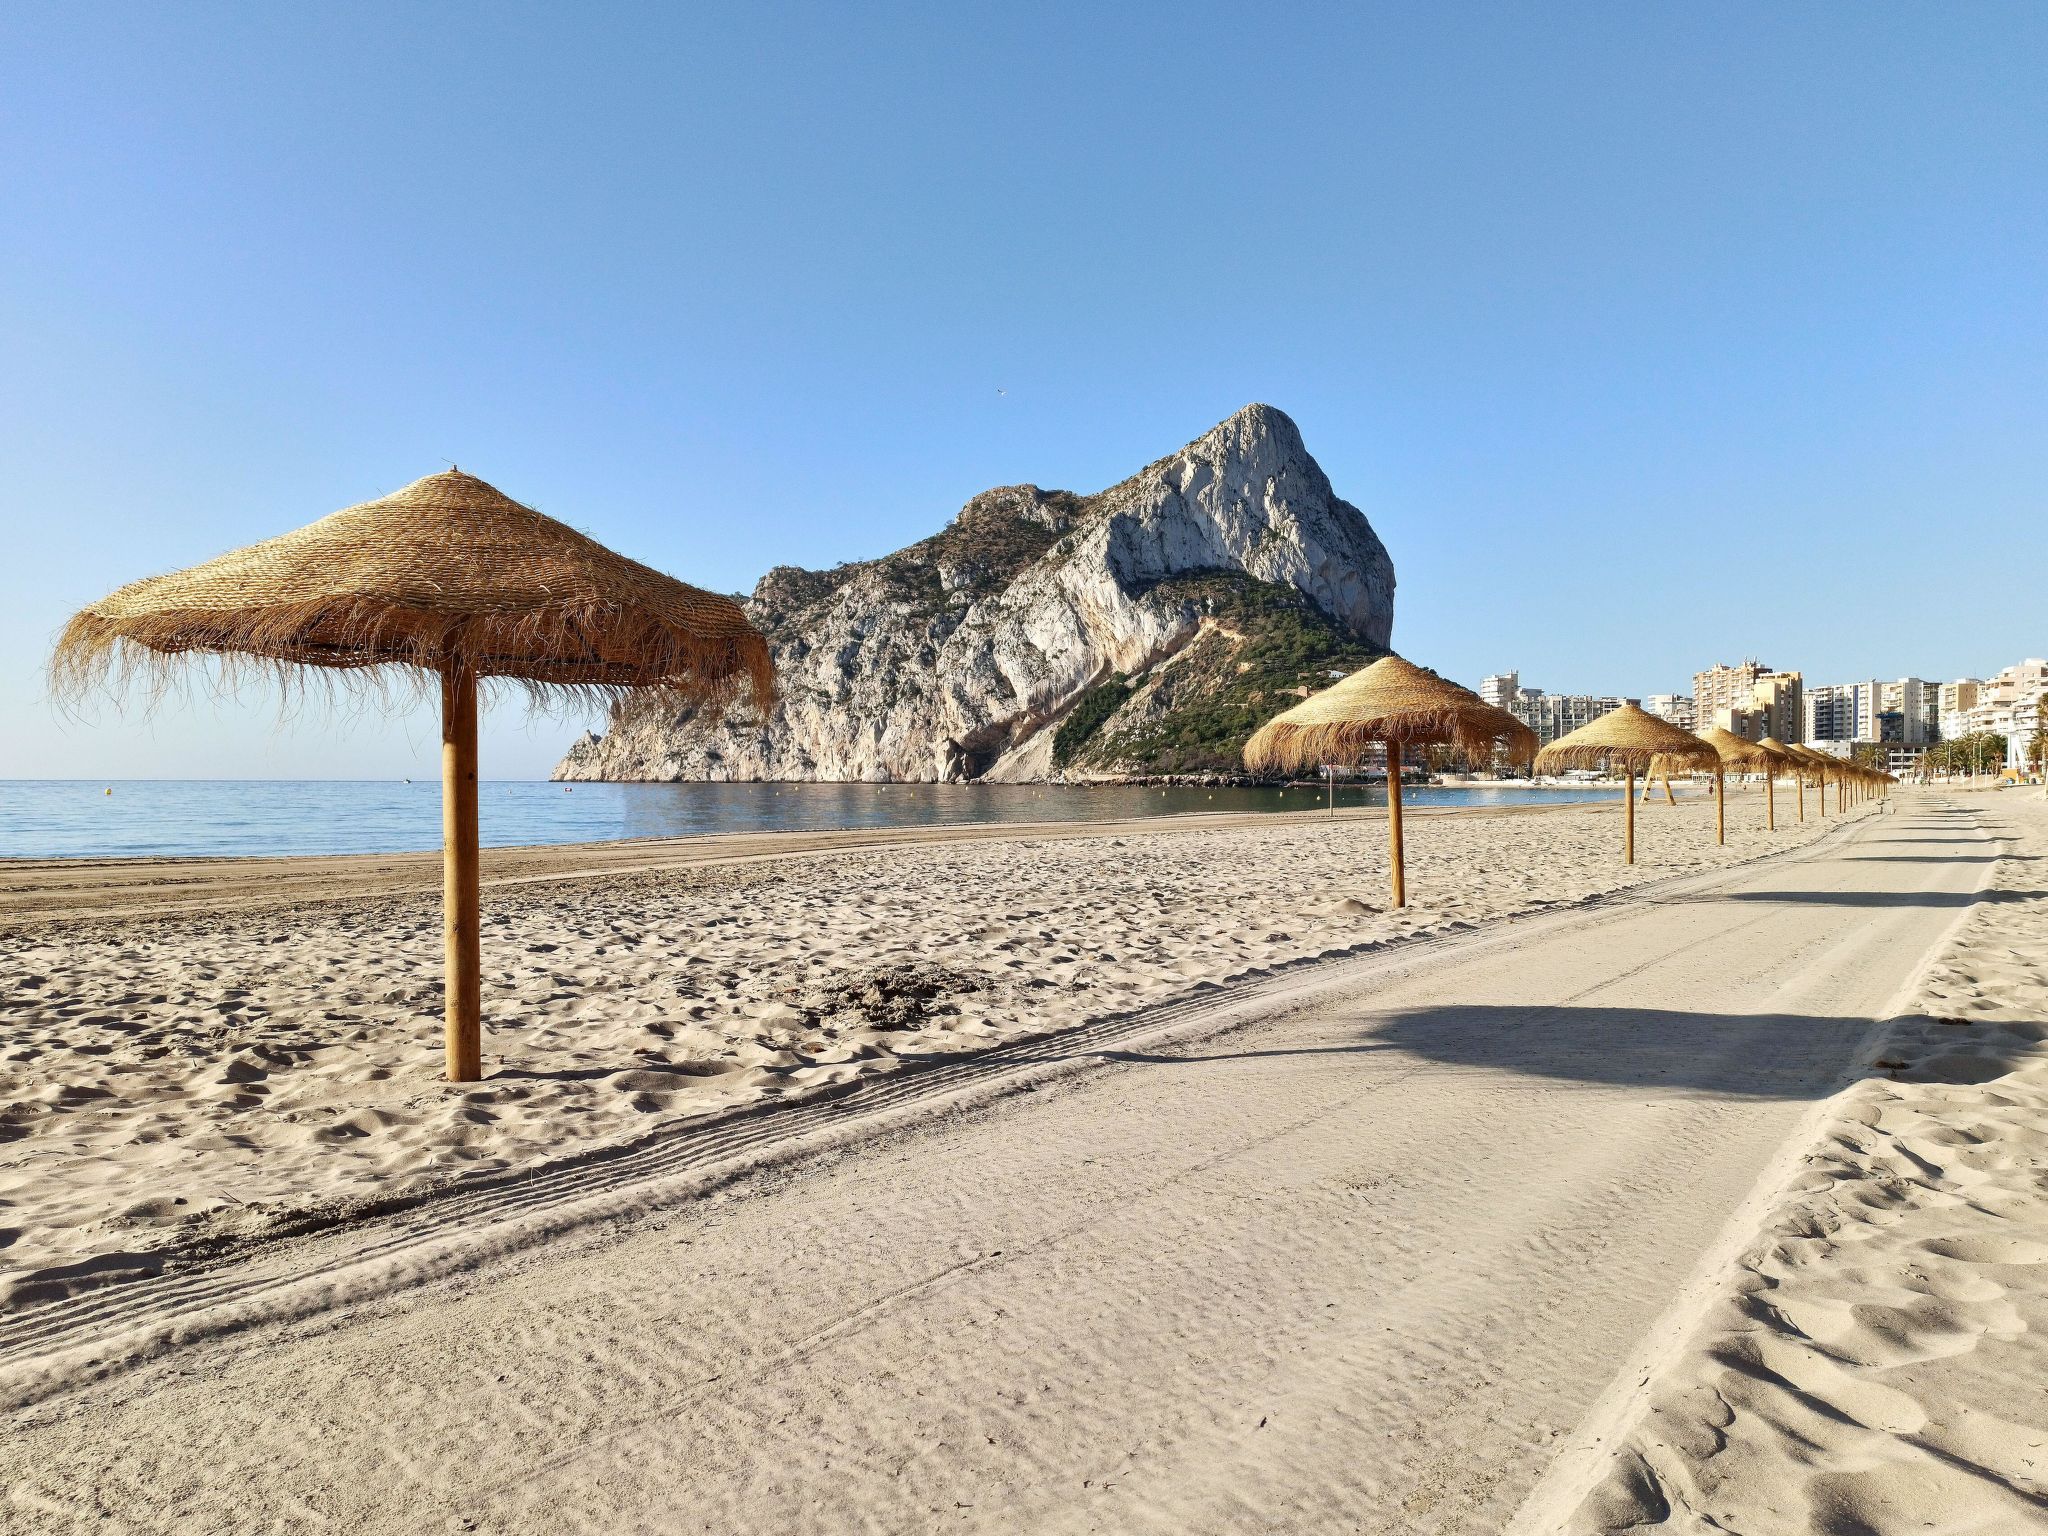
[{"x1": 0, "y1": 798, "x2": 1600, "y2": 927}]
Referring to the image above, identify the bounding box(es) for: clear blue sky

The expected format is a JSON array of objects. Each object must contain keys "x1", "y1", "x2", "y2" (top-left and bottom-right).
[{"x1": 3, "y1": 3, "x2": 2041, "y2": 779}]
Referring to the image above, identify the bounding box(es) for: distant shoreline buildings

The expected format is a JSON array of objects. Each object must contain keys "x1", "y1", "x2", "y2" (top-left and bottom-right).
[
  {"x1": 1479, "y1": 671, "x2": 1626, "y2": 748},
  {"x1": 1693, "y1": 660, "x2": 1803, "y2": 746},
  {"x1": 1479, "y1": 654, "x2": 2046, "y2": 773}
]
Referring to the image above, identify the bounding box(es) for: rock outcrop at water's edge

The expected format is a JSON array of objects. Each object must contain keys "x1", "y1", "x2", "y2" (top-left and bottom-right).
[{"x1": 553, "y1": 404, "x2": 1396, "y2": 783}]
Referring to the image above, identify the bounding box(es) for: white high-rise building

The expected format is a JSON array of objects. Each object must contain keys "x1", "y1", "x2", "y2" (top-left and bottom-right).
[
  {"x1": 1504, "y1": 687, "x2": 1624, "y2": 748},
  {"x1": 1805, "y1": 678, "x2": 1938, "y2": 747},
  {"x1": 1479, "y1": 672, "x2": 1519, "y2": 709},
  {"x1": 1958, "y1": 660, "x2": 2048, "y2": 770},
  {"x1": 1643, "y1": 694, "x2": 1694, "y2": 730}
]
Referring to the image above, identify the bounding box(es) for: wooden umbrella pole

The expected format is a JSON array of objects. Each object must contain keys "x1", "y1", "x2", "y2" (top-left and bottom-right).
[
  {"x1": 1715, "y1": 767, "x2": 1725, "y2": 845},
  {"x1": 442, "y1": 663, "x2": 483, "y2": 1082},
  {"x1": 1766, "y1": 769, "x2": 1775, "y2": 831},
  {"x1": 1624, "y1": 770, "x2": 1635, "y2": 864},
  {"x1": 1797, "y1": 770, "x2": 1804, "y2": 821},
  {"x1": 1386, "y1": 742, "x2": 1406, "y2": 908}
]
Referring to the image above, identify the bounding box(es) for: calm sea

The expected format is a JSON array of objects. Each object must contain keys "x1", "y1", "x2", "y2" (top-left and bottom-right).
[{"x1": 0, "y1": 780, "x2": 1611, "y2": 861}]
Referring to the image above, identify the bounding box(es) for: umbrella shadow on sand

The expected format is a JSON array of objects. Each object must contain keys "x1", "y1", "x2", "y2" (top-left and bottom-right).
[
  {"x1": 1693, "y1": 889, "x2": 2043, "y2": 910},
  {"x1": 1844, "y1": 854, "x2": 2017, "y2": 864},
  {"x1": 1085, "y1": 1003, "x2": 2029, "y2": 1098}
]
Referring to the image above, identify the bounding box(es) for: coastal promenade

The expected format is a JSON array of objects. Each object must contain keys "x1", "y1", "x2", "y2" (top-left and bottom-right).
[{"x1": 0, "y1": 799, "x2": 1991, "y2": 1533}]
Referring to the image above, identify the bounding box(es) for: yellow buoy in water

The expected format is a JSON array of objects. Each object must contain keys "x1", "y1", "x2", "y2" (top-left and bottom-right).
[{"x1": 105, "y1": 787, "x2": 112, "y2": 795}]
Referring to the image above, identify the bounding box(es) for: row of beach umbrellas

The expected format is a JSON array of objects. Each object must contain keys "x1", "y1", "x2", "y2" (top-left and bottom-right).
[
  {"x1": 1244, "y1": 661, "x2": 1895, "y2": 908},
  {"x1": 55, "y1": 470, "x2": 1894, "y2": 1083}
]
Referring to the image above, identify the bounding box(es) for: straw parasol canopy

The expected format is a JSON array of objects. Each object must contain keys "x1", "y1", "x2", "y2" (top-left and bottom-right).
[
  {"x1": 1533, "y1": 703, "x2": 1715, "y2": 777},
  {"x1": 1241, "y1": 655, "x2": 1535, "y2": 773},
  {"x1": 1534, "y1": 704, "x2": 1716, "y2": 864},
  {"x1": 52, "y1": 469, "x2": 772, "y2": 709},
  {"x1": 1651, "y1": 725, "x2": 1767, "y2": 777},
  {"x1": 1242, "y1": 654, "x2": 1535, "y2": 909},
  {"x1": 1786, "y1": 743, "x2": 1839, "y2": 776},
  {"x1": 53, "y1": 469, "x2": 773, "y2": 1082}
]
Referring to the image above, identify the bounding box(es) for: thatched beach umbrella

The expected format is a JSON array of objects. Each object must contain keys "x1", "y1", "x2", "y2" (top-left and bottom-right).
[
  {"x1": 1242, "y1": 654, "x2": 1535, "y2": 909},
  {"x1": 1768, "y1": 739, "x2": 1814, "y2": 821},
  {"x1": 1534, "y1": 703, "x2": 1716, "y2": 864},
  {"x1": 53, "y1": 469, "x2": 772, "y2": 1082},
  {"x1": 1653, "y1": 725, "x2": 1766, "y2": 845},
  {"x1": 1815, "y1": 748, "x2": 1867, "y2": 808},
  {"x1": 1755, "y1": 736, "x2": 1798, "y2": 830},
  {"x1": 1787, "y1": 744, "x2": 1838, "y2": 815}
]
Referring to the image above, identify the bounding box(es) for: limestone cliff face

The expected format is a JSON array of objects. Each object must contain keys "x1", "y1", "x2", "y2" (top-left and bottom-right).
[{"x1": 553, "y1": 404, "x2": 1395, "y2": 783}]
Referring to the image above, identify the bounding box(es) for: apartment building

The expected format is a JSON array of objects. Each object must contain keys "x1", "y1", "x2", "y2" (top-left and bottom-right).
[
  {"x1": 1504, "y1": 687, "x2": 1625, "y2": 748},
  {"x1": 1694, "y1": 660, "x2": 1803, "y2": 743},
  {"x1": 1478, "y1": 672, "x2": 1519, "y2": 709},
  {"x1": 1804, "y1": 683, "x2": 1863, "y2": 744},
  {"x1": 1642, "y1": 694, "x2": 1694, "y2": 729},
  {"x1": 1949, "y1": 660, "x2": 2048, "y2": 768},
  {"x1": 1939, "y1": 679, "x2": 1984, "y2": 737}
]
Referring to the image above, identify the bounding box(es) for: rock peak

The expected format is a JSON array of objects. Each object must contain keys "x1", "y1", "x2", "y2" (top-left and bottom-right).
[
  {"x1": 556, "y1": 408, "x2": 1394, "y2": 784},
  {"x1": 1205, "y1": 401, "x2": 1303, "y2": 451}
]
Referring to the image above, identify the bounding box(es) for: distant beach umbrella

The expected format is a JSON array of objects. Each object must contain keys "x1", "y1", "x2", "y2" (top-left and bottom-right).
[
  {"x1": 52, "y1": 469, "x2": 772, "y2": 1082},
  {"x1": 1652, "y1": 725, "x2": 1769, "y2": 845},
  {"x1": 1754, "y1": 737, "x2": 1799, "y2": 830},
  {"x1": 1786, "y1": 744, "x2": 1841, "y2": 815},
  {"x1": 1242, "y1": 654, "x2": 1535, "y2": 909},
  {"x1": 1533, "y1": 703, "x2": 1716, "y2": 864}
]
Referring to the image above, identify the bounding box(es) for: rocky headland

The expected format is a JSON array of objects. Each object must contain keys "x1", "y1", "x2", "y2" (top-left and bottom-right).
[{"x1": 554, "y1": 403, "x2": 1395, "y2": 782}]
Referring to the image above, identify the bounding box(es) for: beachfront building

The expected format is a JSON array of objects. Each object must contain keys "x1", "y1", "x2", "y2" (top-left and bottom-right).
[
  {"x1": 1504, "y1": 687, "x2": 1625, "y2": 748},
  {"x1": 1694, "y1": 660, "x2": 1804, "y2": 744},
  {"x1": 1803, "y1": 679, "x2": 1934, "y2": 746},
  {"x1": 1939, "y1": 678, "x2": 1984, "y2": 738},
  {"x1": 1643, "y1": 694, "x2": 1694, "y2": 730},
  {"x1": 1479, "y1": 672, "x2": 1519, "y2": 709},
  {"x1": 1881, "y1": 678, "x2": 1938, "y2": 744},
  {"x1": 1947, "y1": 659, "x2": 2048, "y2": 770},
  {"x1": 1804, "y1": 683, "x2": 1864, "y2": 745}
]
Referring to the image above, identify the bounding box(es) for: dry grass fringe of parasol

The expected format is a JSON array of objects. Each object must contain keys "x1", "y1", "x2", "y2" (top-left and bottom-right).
[
  {"x1": 1241, "y1": 655, "x2": 1535, "y2": 774},
  {"x1": 50, "y1": 470, "x2": 774, "y2": 716},
  {"x1": 1649, "y1": 724, "x2": 1771, "y2": 778},
  {"x1": 1533, "y1": 702, "x2": 1717, "y2": 777}
]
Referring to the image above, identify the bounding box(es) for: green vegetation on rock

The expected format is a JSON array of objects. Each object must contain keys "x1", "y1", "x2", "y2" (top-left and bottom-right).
[
  {"x1": 1065, "y1": 572, "x2": 1386, "y2": 777},
  {"x1": 1051, "y1": 676, "x2": 1134, "y2": 767}
]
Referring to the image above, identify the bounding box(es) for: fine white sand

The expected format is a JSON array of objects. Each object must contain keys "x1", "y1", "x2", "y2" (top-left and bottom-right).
[
  {"x1": 3, "y1": 793, "x2": 1831, "y2": 1309},
  {"x1": 0, "y1": 786, "x2": 1952, "y2": 1534},
  {"x1": 1556, "y1": 791, "x2": 2048, "y2": 1534}
]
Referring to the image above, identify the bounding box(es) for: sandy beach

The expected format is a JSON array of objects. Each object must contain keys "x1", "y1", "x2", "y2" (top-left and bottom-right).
[
  {"x1": 1, "y1": 788, "x2": 2007, "y2": 1534},
  {"x1": 5, "y1": 791, "x2": 1818, "y2": 1315}
]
